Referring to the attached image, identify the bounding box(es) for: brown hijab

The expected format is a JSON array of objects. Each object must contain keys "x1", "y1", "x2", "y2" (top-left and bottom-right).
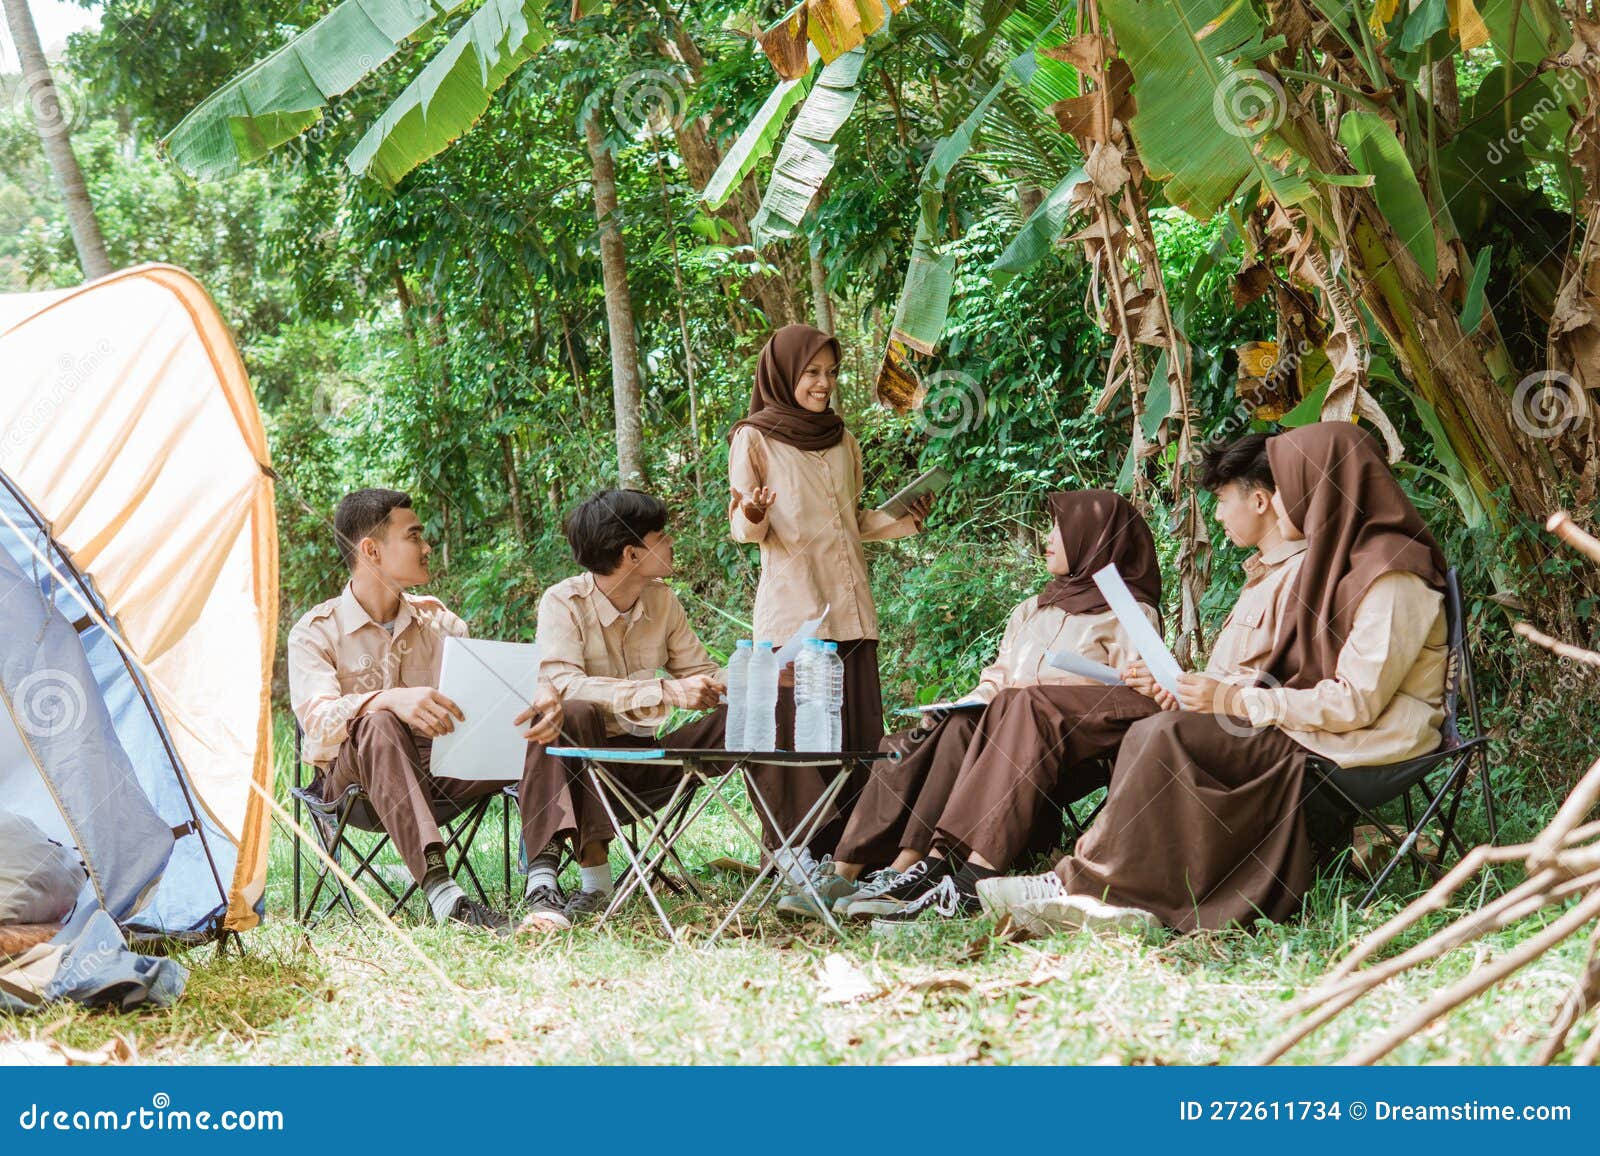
[
  {"x1": 1261, "y1": 422, "x2": 1448, "y2": 690},
  {"x1": 731, "y1": 324, "x2": 846, "y2": 451},
  {"x1": 1038, "y1": 489, "x2": 1162, "y2": 616}
]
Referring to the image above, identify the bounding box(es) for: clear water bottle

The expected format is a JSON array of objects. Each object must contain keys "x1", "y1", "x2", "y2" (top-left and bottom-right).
[
  {"x1": 745, "y1": 640, "x2": 779, "y2": 752},
  {"x1": 725, "y1": 640, "x2": 752, "y2": 751},
  {"x1": 823, "y1": 641, "x2": 845, "y2": 752},
  {"x1": 794, "y1": 639, "x2": 829, "y2": 751}
]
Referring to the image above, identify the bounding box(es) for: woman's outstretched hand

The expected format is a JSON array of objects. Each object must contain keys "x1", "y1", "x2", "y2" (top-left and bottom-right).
[{"x1": 732, "y1": 485, "x2": 778, "y2": 523}]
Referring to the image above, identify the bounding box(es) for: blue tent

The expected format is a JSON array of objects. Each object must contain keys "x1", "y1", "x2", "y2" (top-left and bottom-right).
[{"x1": 0, "y1": 267, "x2": 278, "y2": 1010}]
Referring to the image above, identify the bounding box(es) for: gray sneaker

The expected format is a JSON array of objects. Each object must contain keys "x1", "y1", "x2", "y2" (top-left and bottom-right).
[
  {"x1": 516, "y1": 883, "x2": 573, "y2": 932},
  {"x1": 563, "y1": 888, "x2": 612, "y2": 922},
  {"x1": 842, "y1": 857, "x2": 948, "y2": 921},
  {"x1": 833, "y1": 866, "x2": 903, "y2": 917},
  {"x1": 775, "y1": 860, "x2": 857, "y2": 922}
]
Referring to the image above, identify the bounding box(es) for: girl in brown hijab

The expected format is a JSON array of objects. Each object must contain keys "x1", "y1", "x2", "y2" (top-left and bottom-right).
[
  {"x1": 728, "y1": 325, "x2": 930, "y2": 888},
  {"x1": 779, "y1": 490, "x2": 1165, "y2": 924},
  {"x1": 986, "y1": 423, "x2": 1451, "y2": 936}
]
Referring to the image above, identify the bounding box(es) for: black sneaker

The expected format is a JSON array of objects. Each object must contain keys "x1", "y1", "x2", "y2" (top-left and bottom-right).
[
  {"x1": 870, "y1": 876, "x2": 978, "y2": 934},
  {"x1": 842, "y1": 857, "x2": 950, "y2": 921},
  {"x1": 445, "y1": 896, "x2": 511, "y2": 933},
  {"x1": 563, "y1": 889, "x2": 612, "y2": 921},
  {"x1": 517, "y1": 884, "x2": 573, "y2": 932}
]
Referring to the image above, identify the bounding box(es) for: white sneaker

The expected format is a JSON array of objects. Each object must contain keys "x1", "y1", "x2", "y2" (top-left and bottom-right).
[
  {"x1": 974, "y1": 872, "x2": 1066, "y2": 921},
  {"x1": 1010, "y1": 893, "x2": 1160, "y2": 938}
]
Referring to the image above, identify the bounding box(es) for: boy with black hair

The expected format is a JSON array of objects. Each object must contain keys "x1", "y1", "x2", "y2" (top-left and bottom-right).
[
  {"x1": 288, "y1": 488, "x2": 569, "y2": 934},
  {"x1": 533, "y1": 489, "x2": 728, "y2": 921}
]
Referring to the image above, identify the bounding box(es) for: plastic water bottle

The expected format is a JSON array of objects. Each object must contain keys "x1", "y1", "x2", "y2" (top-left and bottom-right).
[
  {"x1": 823, "y1": 641, "x2": 845, "y2": 752},
  {"x1": 745, "y1": 641, "x2": 780, "y2": 751},
  {"x1": 794, "y1": 639, "x2": 829, "y2": 751},
  {"x1": 725, "y1": 640, "x2": 752, "y2": 751}
]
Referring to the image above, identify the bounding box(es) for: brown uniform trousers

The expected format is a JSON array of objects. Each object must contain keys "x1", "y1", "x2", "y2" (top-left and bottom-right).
[
  {"x1": 1056, "y1": 710, "x2": 1313, "y2": 932},
  {"x1": 834, "y1": 710, "x2": 981, "y2": 867},
  {"x1": 932, "y1": 683, "x2": 1160, "y2": 870},
  {"x1": 321, "y1": 707, "x2": 588, "y2": 884}
]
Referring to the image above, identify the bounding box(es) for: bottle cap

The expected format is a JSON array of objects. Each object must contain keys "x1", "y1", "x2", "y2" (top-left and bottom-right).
[
  {"x1": 736, "y1": 639, "x2": 752, "y2": 648},
  {"x1": 756, "y1": 640, "x2": 774, "y2": 649},
  {"x1": 824, "y1": 641, "x2": 839, "y2": 651}
]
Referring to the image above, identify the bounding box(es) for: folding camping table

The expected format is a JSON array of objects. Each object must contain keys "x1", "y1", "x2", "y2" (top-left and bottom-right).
[{"x1": 547, "y1": 747, "x2": 875, "y2": 945}]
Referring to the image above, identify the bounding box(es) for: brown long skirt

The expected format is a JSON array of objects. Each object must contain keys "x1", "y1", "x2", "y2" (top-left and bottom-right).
[
  {"x1": 754, "y1": 638, "x2": 882, "y2": 853},
  {"x1": 933, "y1": 683, "x2": 1160, "y2": 870},
  {"x1": 833, "y1": 709, "x2": 982, "y2": 867},
  {"x1": 1055, "y1": 711, "x2": 1313, "y2": 932}
]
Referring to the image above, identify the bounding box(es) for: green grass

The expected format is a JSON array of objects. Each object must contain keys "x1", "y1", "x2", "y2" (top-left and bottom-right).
[{"x1": 4, "y1": 735, "x2": 1596, "y2": 1065}]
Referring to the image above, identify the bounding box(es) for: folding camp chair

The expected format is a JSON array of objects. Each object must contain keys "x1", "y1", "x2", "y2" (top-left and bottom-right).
[
  {"x1": 1301, "y1": 568, "x2": 1497, "y2": 907},
  {"x1": 290, "y1": 724, "x2": 502, "y2": 927}
]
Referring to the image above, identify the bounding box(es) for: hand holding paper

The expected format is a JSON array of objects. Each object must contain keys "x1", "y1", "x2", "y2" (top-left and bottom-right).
[
  {"x1": 1092, "y1": 564, "x2": 1182, "y2": 695},
  {"x1": 1046, "y1": 650, "x2": 1124, "y2": 686}
]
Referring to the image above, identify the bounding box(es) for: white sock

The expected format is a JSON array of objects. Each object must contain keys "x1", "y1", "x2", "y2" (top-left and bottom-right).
[
  {"x1": 425, "y1": 875, "x2": 467, "y2": 923},
  {"x1": 579, "y1": 864, "x2": 613, "y2": 895}
]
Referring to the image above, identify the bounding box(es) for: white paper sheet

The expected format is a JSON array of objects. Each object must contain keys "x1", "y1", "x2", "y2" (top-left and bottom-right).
[
  {"x1": 774, "y1": 604, "x2": 830, "y2": 667},
  {"x1": 1046, "y1": 649, "x2": 1125, "y2": 686},
  {"x1": 893, "y1": 699, "x2": 985, "y2": 717},
  {"x1": 1092, "y1": 564, "x2": 1182, "y2": 695},
  {"x1": 430, "y1": 637, "x2": 543, "y2": 782}
]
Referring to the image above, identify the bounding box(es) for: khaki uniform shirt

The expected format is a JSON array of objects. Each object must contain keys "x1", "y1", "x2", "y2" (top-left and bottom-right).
[
  {"x1": 288, "y1": 583, "x2": 468, "y2": 767},
  {"x1": 728, "y1": 425, "x2": 919, "y2": 643},
  {"x1": 968, "y1": 600, "x2": 1160, "y2": 703},
  {"x1": 1239, "y1": 570, "x2": 1447, "y2": 768},
  {"x1": 537, "y1": 573, "x2": 720, "y2": 738},
  {"x1": 1204, "y1": 539, "x2": 1308, "y2": 680}
]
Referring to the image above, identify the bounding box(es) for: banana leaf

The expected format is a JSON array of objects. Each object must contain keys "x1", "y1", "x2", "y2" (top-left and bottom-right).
[
  {"x1": 701, "y1": 66, "x2": 815, "y2": 210},
  {"x1": 347, "y1": 0, "x2": 552, "y2": 187},
  {"x1": 750, "y1": 47, "x2": 866, "y2": 245},
  {"x1": 888, "y1": 217, "x2": 957, "y2": 356},
  {"x1": 990, "y1": 164, "x2": 1087, "y2": 283},
  {"x1": 1337, "y1": 110, "x2": 1436, "y2": 282},
  {"x1": 163, "y1": 0, "x2": 475, "y2": 180},
  {"x1": 1098, "y1": 0, "x2": 1311, "y2": 219}
]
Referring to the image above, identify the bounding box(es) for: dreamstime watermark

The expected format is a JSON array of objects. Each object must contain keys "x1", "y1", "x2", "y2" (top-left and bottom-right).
[
  {"x1": 16, "y1": 1092, "x2": 284, "y2": 1133},
  {"x1": 13, "y1": 669, "x2": 89, "y2": 739},
  {"x1": 1187, "y1": 337, "x2": 1316, "y2": 466},
  {"x1": 612, "y1": 68, "x2": 689, "y2": 138},
  {"x1": 1511, "y1": 370, "x2": 1588, "y2": 440},
  {"x1": 1485, "y1": 51, "x2": 1600, "y2": 166},
  {"x1": 3, "y1": 339, "x2": 114, "y2": 457},
  {"x1": 913, "y1": 369, "x2": 986, "y2": 440},
  {"x1": 9, "y1": 73, "x2": 87, "y2": 132},
  {"x1": 1508, "y1": 965, "x2": 1590, "y2": 1042},
  {"x1": 1212, "y1": 69, "x2": 1286, "y2": 140}
]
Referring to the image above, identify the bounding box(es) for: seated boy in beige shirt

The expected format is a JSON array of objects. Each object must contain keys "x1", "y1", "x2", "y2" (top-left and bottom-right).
[{"x1": 531, "y1": 489, "x2": 727, "y2": 922}]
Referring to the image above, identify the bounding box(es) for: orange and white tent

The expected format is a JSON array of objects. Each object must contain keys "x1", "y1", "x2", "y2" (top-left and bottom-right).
[{"x1": 0, "y1": 264, "x2": 277, "y2": 938}]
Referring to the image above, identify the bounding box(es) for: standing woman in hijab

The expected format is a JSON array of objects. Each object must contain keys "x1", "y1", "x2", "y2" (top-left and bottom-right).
[
  {"x1": 728, "y1": 324, "x2": 931, "y2": 886},
  {"x1": 987, "y1": 423, "x2": 1451, "y2": 936},
  {"x1": 775, "y1": 489, "x2": 1163, "y2": 922}
]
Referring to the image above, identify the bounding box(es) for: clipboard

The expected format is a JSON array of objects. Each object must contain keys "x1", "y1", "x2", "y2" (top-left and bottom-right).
[
  {"x1": 875, "y1": 467, "x2": 951, "y2": 519},
  {"x1": 430, "y1": 637, "x2": 542, "y2": 781}
]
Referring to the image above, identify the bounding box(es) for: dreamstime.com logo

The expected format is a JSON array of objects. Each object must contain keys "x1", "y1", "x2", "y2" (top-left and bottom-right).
[
  {"x1": 1512, "y1": 370, "x2": 1588, "y2": 440},
  {"x1": 913, "y1": 370, "x2": 986, "y2": 440},
  {"x1": 13, "y1": 669, "x2": 89, "y2": 739},
  {"x1": 1212, "y1": 69, "x2": 1286, "y2": 140},
  {"x1": 612, "y1": 68, "x2": 689, "y2": 137},
  {"x1": 16, "y1": 1093, "x2": 284, "y2": 1132}
]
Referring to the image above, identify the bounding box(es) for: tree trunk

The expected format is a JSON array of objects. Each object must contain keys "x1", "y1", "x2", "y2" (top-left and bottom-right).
[
  {"x1": 809, "y1": 237, "x2": 835, "y2": 332},
  {"x1": 500, "y1": 426, "x2": 528, "y2": 545},
  {"x1": 583, "y1": 105, "x2": 645, "y2": 487},
  {"x1": 4, "y1": 0, "x2": 111, "y2": 280}
]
